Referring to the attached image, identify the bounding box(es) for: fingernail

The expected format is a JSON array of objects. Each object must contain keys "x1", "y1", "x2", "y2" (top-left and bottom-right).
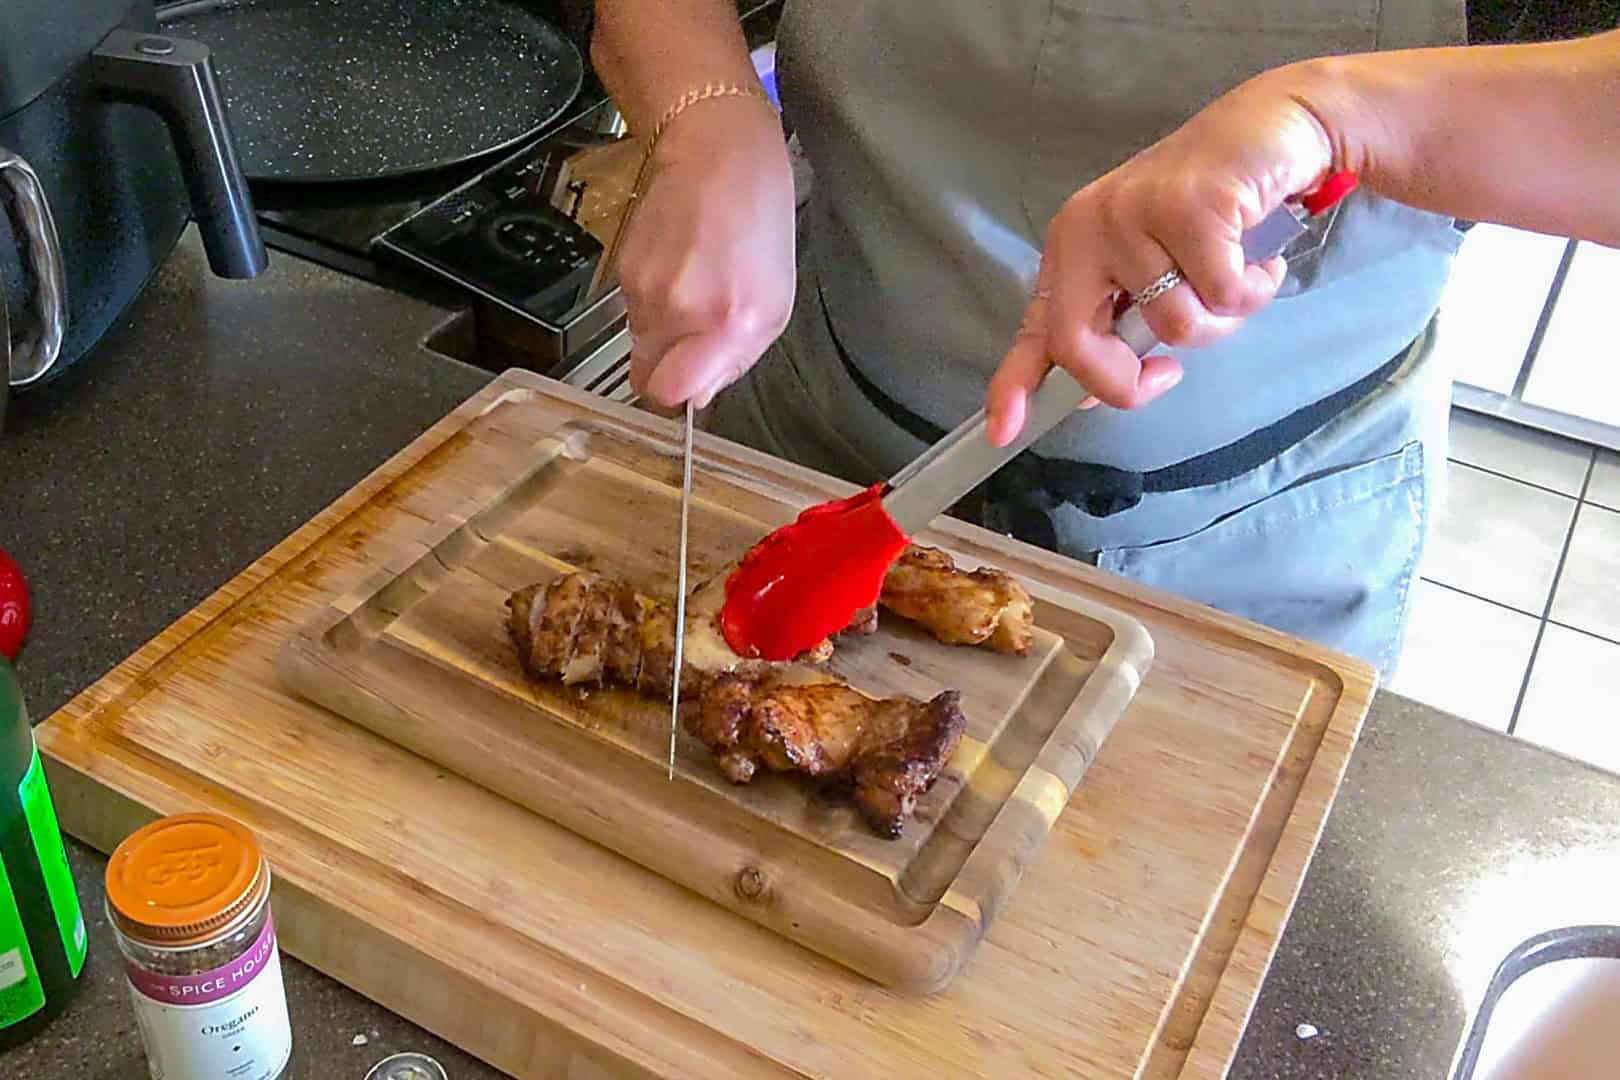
[
  {"x1": 1144, "y1": 369, "x2": 1183, "y2": 398},
  {"x1": 1079, "y1": 396, "x2": 1101, "y2": 411},
  {"x1": 694, "y1": 377, "x2": 725, "y2": 411}
]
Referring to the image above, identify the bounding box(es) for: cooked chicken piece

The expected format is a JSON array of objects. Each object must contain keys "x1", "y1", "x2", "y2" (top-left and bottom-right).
[
  {"x1": 879, "y1": 545, "x2": 1035, "y2": 655},
  {"x1": 506, "y1": 570, "x2": 832, "y2": 700},
  {"x1": 507, "y1": 569, "x2": 967, "y2": 837},
  {"x1": 632, "y1": 593, "x2": 678, "y2": 697},
  {"x1": 842, "y1": 604, "x2": 879, "y2": 637},
  {"x1": 558, "y1": 577, "x2": 633, "y2": 686},
  {"x1": 511, "y1": 571, "x2": 588, "y2": 676},
  {"x1": 687, "y1": 672, "x2": 965, "y2": 838}
]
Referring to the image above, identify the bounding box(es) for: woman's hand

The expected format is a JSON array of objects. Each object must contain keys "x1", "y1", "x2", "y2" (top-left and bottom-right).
[
  {"x1": 619, "y1": 96, "x2": 797, "y2": 409},
  {"x1": 986, "y1": 68, "x2": 1341, "y2": 446}
]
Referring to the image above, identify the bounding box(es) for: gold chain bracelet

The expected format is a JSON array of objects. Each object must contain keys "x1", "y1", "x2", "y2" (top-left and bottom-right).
[
  {"x1": 601, "y1": 81, "x2": 774, "y2": 282},
  {"x1": 648, "y1": 82, "x2": 773, "y2": 154}
]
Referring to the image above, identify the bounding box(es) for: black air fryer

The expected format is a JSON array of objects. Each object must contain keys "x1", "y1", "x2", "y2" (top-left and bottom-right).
[{"x1": 0, "y1": 0, "x2": 264, "y2": 403}]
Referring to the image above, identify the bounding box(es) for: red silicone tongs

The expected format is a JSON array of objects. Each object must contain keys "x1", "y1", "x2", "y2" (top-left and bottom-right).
[{"x1": 720, "y1": 171, "x2": 1361, "y2": 661}]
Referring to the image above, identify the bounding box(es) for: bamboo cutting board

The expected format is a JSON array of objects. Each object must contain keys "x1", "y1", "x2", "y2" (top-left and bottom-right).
[
  {"x1": 275, "y1": 410, "x2": 1153, "y2": 993},
  {"x1": 36, "y1": 370, "x2": 1376, "y2": 1079}
]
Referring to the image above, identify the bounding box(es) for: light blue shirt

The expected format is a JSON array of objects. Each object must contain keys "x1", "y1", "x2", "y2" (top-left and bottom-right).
[{"x1": 776, "y1": 0, "x2": 1468, "y2": 470}]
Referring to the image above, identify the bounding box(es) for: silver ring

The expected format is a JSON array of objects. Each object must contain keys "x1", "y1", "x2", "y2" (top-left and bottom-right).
[{"x1": 1133, "y1": 268, "x2": 1184, "y2": 306}]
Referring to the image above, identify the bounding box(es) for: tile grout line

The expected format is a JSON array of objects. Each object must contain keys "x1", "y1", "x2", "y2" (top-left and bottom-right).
[
  {"x1": 1419, "y1": 577, "x2": 1543, "y2": 621},
  {"x1": 1507, "y1": 446, "x2": 1597, "y2": 735},
  {"x1": 1580, "y1": 477, "x2": 1618, "y2": 515},
  {"x1": 1446, "y1": 456, "x2": 1587, "y2": 501},
  {"x1": 1510, "y1": 237, "x2": 1579, "y2": 400},
  {"x1": 1417, "y1": 577, "x2": 1620, "y2": 652},
  {"x1": 1545, "y1": 620, "x2": 1620, "y2": 651}
]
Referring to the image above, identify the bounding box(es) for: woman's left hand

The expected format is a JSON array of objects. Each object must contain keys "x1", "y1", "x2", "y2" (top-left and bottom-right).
[{"x1": 985, "y1": 68, "x2": 1342, "y2": 446}]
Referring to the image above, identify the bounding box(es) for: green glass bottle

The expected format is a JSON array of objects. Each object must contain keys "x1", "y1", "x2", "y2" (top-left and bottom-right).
[{"x1": 0, "y1": 656, "x2": 87, "y2": 1049}]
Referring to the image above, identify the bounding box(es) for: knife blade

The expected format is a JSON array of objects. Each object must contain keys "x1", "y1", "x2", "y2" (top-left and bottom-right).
[{"x1": 668, "y1": 398, "x2": 695, "y2": 780}]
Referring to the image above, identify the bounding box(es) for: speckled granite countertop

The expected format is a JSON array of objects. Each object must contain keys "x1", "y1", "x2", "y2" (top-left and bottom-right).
[{"x1": 4, "y1": 230, "x2": 1619, "y2": 1079}]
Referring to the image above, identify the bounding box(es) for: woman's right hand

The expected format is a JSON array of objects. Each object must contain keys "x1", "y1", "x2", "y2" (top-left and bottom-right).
[{"x1": 618, "y1": 95, "x2": 797, "y2": 410}]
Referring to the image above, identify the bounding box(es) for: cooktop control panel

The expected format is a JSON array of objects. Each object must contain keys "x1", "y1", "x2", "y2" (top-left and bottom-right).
[{"x1": 376, "y1": 143, "x2": 608, "y2": 327}]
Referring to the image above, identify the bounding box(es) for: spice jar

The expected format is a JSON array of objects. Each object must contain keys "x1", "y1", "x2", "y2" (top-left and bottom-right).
[{"x1": 106, "y1": 813, "x2": 293, "y2": 1080}]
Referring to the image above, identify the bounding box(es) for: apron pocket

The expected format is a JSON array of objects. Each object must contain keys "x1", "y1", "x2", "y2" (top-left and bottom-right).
[
  {"x1": 1095, "y1": 439, "x2": 1426, "y2": 675},
  {"x1": 1021, "y1": 1, "x2": 1380, "y2": 229}
]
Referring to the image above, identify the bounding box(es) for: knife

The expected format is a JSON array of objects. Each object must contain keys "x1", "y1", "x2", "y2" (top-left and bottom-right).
[
  {"x1": 879, "y1": 172, "x2": 1357, "y2": 536},
  {"x1": 590, "y1": 139, "x2": 690, "y2": 777},
  {"x1": 668, "y1": 398, "x2": 695, "y2": 780}
]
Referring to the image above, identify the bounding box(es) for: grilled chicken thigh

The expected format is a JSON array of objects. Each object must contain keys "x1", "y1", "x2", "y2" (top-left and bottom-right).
[
  {"x1": 506, "y1": 571, "x2": 832, "y2": 698},
  {"x1": 689, "y1": 671, "x2": 965, "y2": 837},
  {"x1": 880, "y1": 546, "x2": 1035, "y2": 655},
  {"x1": 505, "y1": 566, "x2": 968, "y2": 837}
]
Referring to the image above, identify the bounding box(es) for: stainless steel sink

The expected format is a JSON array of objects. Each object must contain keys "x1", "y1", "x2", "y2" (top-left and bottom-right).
[{"x1": 1452, "y1": 925, "x2": 1620, "y2": 1079}]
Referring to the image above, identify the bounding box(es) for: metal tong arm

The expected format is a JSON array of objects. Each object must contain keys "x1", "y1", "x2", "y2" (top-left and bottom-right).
[{"x1": 880, "y1": 313, "x2": 1156, "y2": 537}]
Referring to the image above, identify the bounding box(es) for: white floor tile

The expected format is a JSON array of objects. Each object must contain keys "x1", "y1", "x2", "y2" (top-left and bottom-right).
[
  {"x1": 1448, "y1": 408, "x2": 1592, "y2": 495},
  {"x1": 1549, "y1": 505, "x2": 1620, "y2": 641},
  {"x1": 1434, "y1": 224, "x2": 1568, "y2": 395},
  {"x1": 1587, "y1": 451, "x2": 1620, "y2": 512},
  {"x1": 1423, "y1": 462, "x2": 1577, "y2": 615},
  {"x1": 1390, "y1": 581, "x2": 1539, "y2": 731},
  {"x1": 1515, "y1": 625, "x2": 1620, "y2": 776},
  {"x1": 1523, "y1": 242, "x2": 1620, "y2": 428}
]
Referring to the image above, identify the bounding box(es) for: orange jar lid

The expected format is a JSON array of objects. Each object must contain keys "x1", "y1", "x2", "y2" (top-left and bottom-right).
[{"x1": 106, "y1": 812, "x2": 266, "y2": 945}]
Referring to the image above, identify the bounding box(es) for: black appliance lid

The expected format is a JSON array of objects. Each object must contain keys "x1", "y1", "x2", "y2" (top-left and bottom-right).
[
  {"x1": 156, "y1": 0, "x2": 585, "y2": 185},
  {"x1": 0, "y1": 0, "x2": 137, "y2": 120}
]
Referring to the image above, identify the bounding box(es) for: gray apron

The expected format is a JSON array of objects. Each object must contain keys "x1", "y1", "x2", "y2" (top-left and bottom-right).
[{"x1": 705, "y1": 0, "x2": 1466, "y2": 676}]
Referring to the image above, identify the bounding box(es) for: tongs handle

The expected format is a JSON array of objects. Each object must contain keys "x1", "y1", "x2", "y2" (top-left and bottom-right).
[{"x1": 880, "y1": 171, "x2": 1359, "y2": 537}]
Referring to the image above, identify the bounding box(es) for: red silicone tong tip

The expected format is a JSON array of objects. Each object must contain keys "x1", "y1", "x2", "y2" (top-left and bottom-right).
[
  {"x1": 720, "y1": 483, "x2": 910, "y2": 661},
  {"x1": 1301, "y1": 170, "x2": 1359, "y2": 216}
]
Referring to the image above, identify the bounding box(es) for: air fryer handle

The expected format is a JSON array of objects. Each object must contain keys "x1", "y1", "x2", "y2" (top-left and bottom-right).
[
  {"x1": 0, "y1": 147, "x2": 68, "y2": 386},
  {"x1": 92, "y1": 28, "x2": 267, "y2": 279}
]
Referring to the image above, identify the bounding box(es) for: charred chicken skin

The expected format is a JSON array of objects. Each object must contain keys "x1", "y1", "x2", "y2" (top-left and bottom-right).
[
  {"x1": 879, "y1": 546, "x2": 1035, "y2": 655},
  {"x1": 506, "y1": 571, "x2": 833, "y2": 698},
  {"x1": 690, "y1": 672, "x2": 965, "y2": 837},
  {"x1": 505, "y1": 567, "x2": 970, "y2": 837}
]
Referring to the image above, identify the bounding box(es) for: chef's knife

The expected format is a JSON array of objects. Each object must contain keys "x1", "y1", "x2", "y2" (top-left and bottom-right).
[
  {"x1": 589, "y1": 136, "x2": 692, "y2": 777},
  {"x1": 668, "y1": 398, "x2": 695, "y2": 780}
]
